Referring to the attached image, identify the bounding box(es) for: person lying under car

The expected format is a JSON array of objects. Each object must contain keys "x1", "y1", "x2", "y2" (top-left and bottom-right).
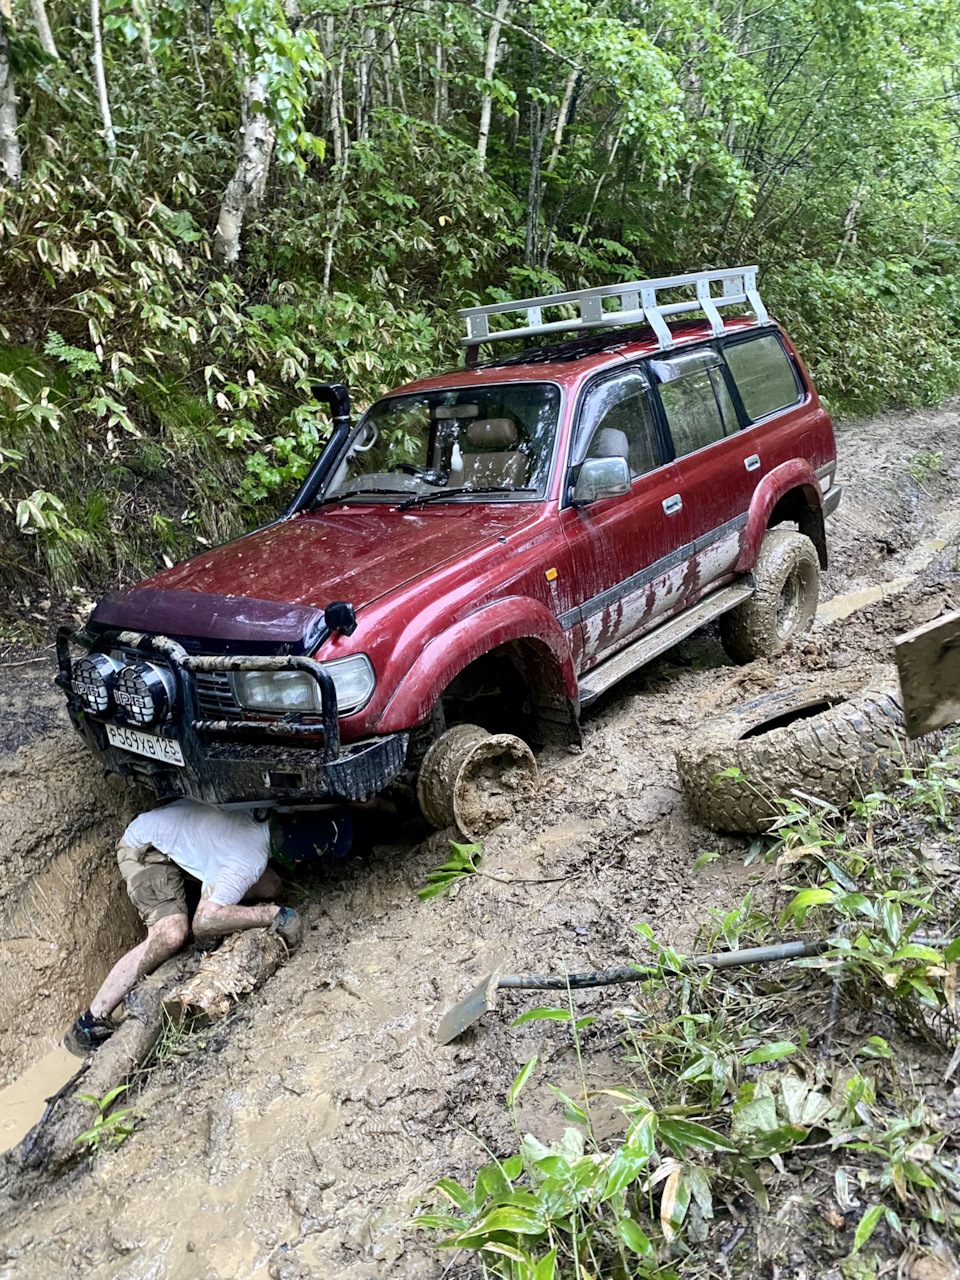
[{"x1": 64, "y1": 798, "x2": 352, "y2": 1056}]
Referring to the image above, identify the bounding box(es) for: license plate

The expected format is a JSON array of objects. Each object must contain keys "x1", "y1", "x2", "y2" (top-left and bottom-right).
[{"x1": 106, "y1": 723, "x2": 185, "y2": 767}]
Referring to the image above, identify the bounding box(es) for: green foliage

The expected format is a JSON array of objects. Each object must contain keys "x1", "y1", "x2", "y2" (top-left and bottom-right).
[
  {"x1": 419, "y1": 840, "x2": 484, "y2": 900},
  {"x1": 74, "y1": 1085, "x2": 136, "y2": 1154},
  {"x1": 0, "y1": 0, "x2": 959, "y2": 609},
  {"x1": 44, "y1": 330, "x2": 101, "y2": 377}
]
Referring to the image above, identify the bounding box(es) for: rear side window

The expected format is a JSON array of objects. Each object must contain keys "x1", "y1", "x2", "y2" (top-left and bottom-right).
[
  {"x1": 655, "y1": 361, "x2": 735, "y2": 458},
  {"x1": 723, "y1": 335, "x2": 801, "y2": 421},
  {"x1": 577, "y1": 370, "x2": 662, "y2": 478}
]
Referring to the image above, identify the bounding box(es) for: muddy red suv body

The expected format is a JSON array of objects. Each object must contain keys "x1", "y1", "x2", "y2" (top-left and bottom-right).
[{"x1": 57, "y1": 268, "x2": 840, "y2": 807}]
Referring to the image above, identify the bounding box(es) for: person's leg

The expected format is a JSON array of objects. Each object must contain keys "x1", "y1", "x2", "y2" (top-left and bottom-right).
[
  {"x1": 89, "y1": 913, "x2": 190, "y2": 1019},
  {"x1": 65, "y1": 843, "x2": 190, "y2": 1056}
]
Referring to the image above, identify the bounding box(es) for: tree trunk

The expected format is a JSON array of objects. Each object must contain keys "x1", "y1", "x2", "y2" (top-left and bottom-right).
[
  {"x1": 432, "y1": 36, "x2": 444, "y2": 125},
  {"x1": 29, "y1": 0, "x2": 58, "y2": 59},
  {"x1": 0, "y1": 955, "x2": 198, "y2": 1192},
  {"x1": 131, "y1": 0, "x2": 156, "y2": 79},
  {"x1": 167, "y1": 929, "x2": 285, "y2": 1020},
  {"x1": 213, "y1": 73, "x2": 276, "y2": 267},
  {"x1": 524, "y1": 91, "x2": 548, "y2": 267},
  {"x1": 835, "y1": 181, "x2": 866, "y2": 266},
  {"x1": 0, "y1": 11, "x2": 20, "y2": 187},
  {"x1": 477, "y1": 0, "x2": 509, "y2": 172},
  {"x1": 546, "y1": 67, "x2": 579, "y2": 172},
  {"x1": 90, "y1": 0, "x2": 116, "y2": 157}
]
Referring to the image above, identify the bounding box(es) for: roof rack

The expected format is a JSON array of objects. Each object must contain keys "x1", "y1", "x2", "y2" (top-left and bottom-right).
[{"x1": 459, "y1": 266, "x2": 769, "y2": 356}]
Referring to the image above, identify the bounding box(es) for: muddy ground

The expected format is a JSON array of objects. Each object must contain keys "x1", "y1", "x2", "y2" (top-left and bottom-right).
[{"x1": 0, "y1": 403, "x2": 958, "y2": 1279}]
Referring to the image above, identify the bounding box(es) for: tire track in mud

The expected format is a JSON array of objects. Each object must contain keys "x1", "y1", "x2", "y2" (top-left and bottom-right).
[{"x1": 1, "y1": 403, "x2": 960, "y2": 1279}]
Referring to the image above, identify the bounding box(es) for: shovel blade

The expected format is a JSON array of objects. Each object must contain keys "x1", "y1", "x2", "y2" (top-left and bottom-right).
[{"x1": 435, "y1": 971, "x2": 500, "y2": 1045}]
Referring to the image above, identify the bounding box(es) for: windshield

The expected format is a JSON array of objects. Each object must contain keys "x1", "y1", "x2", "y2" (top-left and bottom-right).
[{"x1": 322, "y1": 382, "x2": 561, "y2": 504}]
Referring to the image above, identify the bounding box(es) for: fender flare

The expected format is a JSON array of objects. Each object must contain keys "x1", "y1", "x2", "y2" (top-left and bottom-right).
[
  {"x1": 736, "y1": 459, "x2": 824, "y2": 573},
  {"x1": 375, "y1": 596, "x2": 579, "y2": 733}
]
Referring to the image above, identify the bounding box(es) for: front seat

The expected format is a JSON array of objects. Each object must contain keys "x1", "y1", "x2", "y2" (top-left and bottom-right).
[
  {"x1": 587, "y1": 426, "x2": 630, "y2": 464},
  {"x1": 460, "y1": 418, "x2": 530, "y2": 488}
]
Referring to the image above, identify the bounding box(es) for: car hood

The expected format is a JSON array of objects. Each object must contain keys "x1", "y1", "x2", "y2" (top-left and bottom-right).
[{"x1": 103, "y1": 504, "x2": 537, "y2": 638}]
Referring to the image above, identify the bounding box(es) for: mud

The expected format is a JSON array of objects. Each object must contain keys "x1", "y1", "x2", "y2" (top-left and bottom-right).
[
  {"x1": 0, "y1": 403, "x2": 959, "y2": 1277},
  {"x1": 0, "y1": 721, "x2": 149, "y2": 1081}
]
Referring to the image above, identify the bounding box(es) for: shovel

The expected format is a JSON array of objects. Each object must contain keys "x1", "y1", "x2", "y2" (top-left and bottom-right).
[{"x1": 436, "y1": 938, "x2": 828, "y2": 1044}]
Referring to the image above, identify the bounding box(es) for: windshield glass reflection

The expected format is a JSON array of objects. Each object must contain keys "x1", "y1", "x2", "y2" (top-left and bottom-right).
[{"x1": 322, "y1": 382, "x2": 561, "y2": 504}]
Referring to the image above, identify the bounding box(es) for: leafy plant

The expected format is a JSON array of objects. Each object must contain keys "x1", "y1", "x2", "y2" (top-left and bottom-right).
[
  {"x1": 74, "y1": 1085, "x2": 137, "y2": 1153},
  {"x1": 418, "y1": 840, "x2": 484, "y2": 900},
  {"x1": 907, "y1": 451, "x2": 943, "y2": 486},
  {"x1": 412, "y1": 1081, "x2": 741, "y2": 1278}
]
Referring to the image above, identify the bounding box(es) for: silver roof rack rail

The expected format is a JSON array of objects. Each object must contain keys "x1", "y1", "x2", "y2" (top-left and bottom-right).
[{"x1": 459, "y1": 265, "x2": 769, "y2": 355}]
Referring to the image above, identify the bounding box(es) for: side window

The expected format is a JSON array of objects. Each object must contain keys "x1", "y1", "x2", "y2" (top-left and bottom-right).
[
  {"x1": 723, "y1": 334, "x2": 801, "y2": 422},
  {"x1": 656, "y1": 365, "x2": 732, "y2": 458},
  {"x1": 577, "y1": 371, "x2": 662, "y2": 479}
]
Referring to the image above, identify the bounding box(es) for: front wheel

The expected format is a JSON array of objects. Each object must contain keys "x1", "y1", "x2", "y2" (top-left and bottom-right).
[{"x1": 720, "y1": 528, "x2": 819, "y2": 663}]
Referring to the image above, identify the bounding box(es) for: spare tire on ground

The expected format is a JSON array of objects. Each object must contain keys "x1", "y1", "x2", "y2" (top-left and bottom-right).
[{"x1": 676, "y1": 679, "x2": 924, "y2": 833}]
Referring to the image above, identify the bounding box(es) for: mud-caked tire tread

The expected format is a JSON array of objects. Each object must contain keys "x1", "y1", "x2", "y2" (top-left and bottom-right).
[
  {"x1": 676, "y1": 680, "x2": 919, "y2": 833},
  {"x1": 720, "y1": 528, "x2": 820, "y2": 664}
]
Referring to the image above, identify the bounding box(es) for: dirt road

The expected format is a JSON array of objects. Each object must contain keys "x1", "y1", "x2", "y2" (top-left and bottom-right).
[{"x1": 1, "y1": 403, "x2": 958, "y2": 1279}]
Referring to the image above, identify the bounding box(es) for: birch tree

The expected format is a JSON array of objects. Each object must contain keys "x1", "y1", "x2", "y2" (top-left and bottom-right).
[
  {"x1": 477, "y1": 0, "x2": 509, "y2": 172},
  {"x1": 213, "y1": 72, "x2": 276, "y2": 264},
  {"x1": 0, "y1": 9, "x2": 20, "y2": 186},
  {"x1": 30, "y1": 0, "x2": 58, "y2": 59},
  {"x1": 213, "y1": 0, "x2": 325, "y2": 267},
  {"x1": 90, "y1": 0, "x2": 116, "y2": 157}
]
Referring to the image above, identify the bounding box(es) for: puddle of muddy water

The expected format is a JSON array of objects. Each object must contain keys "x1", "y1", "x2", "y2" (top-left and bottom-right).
[
  {"x1": 817, "y1": 513, "x2": 960, "y2": 627},
  {"x1": 817, "y1": 576, "x2": 913, "y2": 624},
  {"x1": 0, "y1": 1044, "x2": 79, "y2": 1152}
]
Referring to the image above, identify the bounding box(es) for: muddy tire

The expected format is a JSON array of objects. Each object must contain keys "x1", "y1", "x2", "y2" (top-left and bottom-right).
[
  {"x1": 676, "y1": 679, "x2": 919, "y2": 833},
  {"x1": 720, "y1": 529, "x2": 819, "y2": 664},
  {"x1": 417, "y1": 723, "x2": 538, "y2": 840}
]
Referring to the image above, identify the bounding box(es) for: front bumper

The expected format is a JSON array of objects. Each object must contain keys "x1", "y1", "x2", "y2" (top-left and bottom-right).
[{"x1": 57, "y1": 627, "x2": 408, "y2": 806}]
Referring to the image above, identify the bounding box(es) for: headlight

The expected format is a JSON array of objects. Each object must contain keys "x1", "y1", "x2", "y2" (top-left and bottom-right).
[
  {"x1": 231, "y1": 655, "x2": 376, "y2": 717},
  {"x1": 73, "y1": 653, "x2": 122, "y2": 715},
  {"x1": 325, "y1": 655, "x2": 376, "y2": 714},
  {"x1": 114, "y1": 661, "x2": 177, "y2": 727}
]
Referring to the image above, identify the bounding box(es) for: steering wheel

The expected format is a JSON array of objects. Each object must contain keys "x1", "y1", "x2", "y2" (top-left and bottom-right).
[{"x1": 391, "y1": 463, "x2": 427, "y2": 476}]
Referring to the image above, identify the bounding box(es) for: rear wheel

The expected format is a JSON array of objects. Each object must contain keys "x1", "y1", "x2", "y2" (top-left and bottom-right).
[{"x1": 720, "y1": 528, "x2": 819, "y2": 663}]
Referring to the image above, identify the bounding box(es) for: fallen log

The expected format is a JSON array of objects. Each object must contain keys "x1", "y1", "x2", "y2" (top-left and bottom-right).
[
  {"x1": 166, "y1": 927, "x2": 285, "y2": 1020},
  {"x1": 0, "y1": 953, "x2": 197, "y2": 1219},
  {"x1": 0, "y1": 929, "x2": 286, "y2": 1214}
]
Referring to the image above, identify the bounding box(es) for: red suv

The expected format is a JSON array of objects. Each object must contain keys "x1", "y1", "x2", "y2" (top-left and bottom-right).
[{"x1": 57, "y1": 267, "x2": 840, "y2": 809}]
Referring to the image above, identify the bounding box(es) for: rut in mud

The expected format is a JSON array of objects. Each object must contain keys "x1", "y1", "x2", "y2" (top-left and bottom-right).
[{"x1": 1, "y1": 403, "x2": 959, "y2": 1278}]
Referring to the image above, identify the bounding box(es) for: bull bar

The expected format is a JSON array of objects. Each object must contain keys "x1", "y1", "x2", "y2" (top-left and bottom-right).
[{"x1": 55, "y1": 626, "x2": 408, "y2": 806}]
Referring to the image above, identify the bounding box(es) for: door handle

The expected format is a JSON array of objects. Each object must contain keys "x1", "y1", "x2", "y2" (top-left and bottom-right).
[
  {"x1": 662, "y1": 494, "x2": 683, "y2": 515},
  {"x1": 744, "y1": 454, "x2": 761, "y2": 472}
]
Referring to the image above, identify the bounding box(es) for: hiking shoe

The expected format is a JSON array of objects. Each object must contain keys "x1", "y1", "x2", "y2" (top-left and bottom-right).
[
  {"x1": 64, "y1": 1010, "x2": 117, "y2": 1058},
  {"x1": 268, "y1": 906, "x2": 304, "y2": 948}
]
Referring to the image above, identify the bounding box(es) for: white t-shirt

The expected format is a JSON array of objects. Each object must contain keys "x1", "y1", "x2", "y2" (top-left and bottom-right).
[{"x1": 123, "y1": 800, "x2": 270, "y2": 907}]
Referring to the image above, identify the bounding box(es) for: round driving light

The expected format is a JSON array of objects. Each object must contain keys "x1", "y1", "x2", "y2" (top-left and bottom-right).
[
  {"x1": 73, "y1": 653, "x2": 121, "y2": 715},
  {"x1": 114, "y1": 661, "x2": 176, "y2": 727}
]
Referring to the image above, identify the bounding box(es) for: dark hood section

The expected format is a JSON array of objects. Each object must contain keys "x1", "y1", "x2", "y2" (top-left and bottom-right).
[{"x1": 89, "y1": 588, "x2": 326, "y2": 655}]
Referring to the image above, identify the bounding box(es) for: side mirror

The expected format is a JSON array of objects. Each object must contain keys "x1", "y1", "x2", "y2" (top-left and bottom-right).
[{"x1": 572, "y1": 456, "x2": 631, "y2": 505}]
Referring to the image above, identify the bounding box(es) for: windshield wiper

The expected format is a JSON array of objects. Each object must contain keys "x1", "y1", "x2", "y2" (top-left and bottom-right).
[
  {"x1": 397, "y1": 486, "x2": 535, "y2": 512},
  {"x1": 311, "y1": 488, "x2": 410, "y2": 509}
]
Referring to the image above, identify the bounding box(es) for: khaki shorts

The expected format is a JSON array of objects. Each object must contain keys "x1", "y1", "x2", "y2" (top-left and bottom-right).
[{"x1": 117, "y1": 841, "x2": 189, "y2": 928}]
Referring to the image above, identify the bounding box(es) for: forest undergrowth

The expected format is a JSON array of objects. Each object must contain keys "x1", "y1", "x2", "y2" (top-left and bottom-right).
[
  {"x1": 1, "y1": 0, "x2": 960, "y2": 625},
  {"x1": 411, "y1": 742, "x2": 960, "y2": 1278}
]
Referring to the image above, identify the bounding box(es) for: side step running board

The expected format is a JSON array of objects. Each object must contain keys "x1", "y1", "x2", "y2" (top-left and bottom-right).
[{"x1": 578, "y1": 582, "x2": 753, "y2": 707}]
